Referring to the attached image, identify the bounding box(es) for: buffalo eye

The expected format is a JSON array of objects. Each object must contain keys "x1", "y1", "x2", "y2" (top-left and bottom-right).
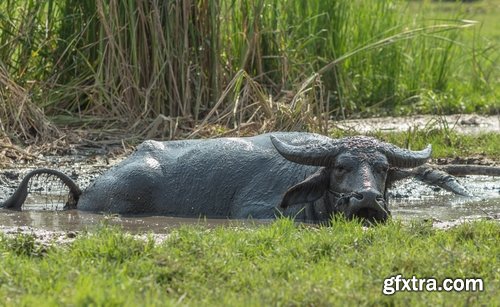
[
  {"x1": 334, "y1": 164, "x2": 350, "y2": 176},
  {"x1": 374, "y1": 163, "x2": 389, "y2": 174}
]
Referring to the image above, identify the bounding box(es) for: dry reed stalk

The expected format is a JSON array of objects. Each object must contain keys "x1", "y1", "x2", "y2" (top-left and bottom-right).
[{"x1": 0, "y1": 66, "x2": 59, "y2": 143}]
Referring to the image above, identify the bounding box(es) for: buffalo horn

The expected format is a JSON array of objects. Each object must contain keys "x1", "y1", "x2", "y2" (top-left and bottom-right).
[
  {"x1": 270, "y1": 135, "x2": 341, "y2": 166},
  {"x1": 377, "y1": 143, "x2": 432, "y2": 169}
]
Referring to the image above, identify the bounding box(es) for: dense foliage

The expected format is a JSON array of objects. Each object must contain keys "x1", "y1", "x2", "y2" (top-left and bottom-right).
[{"x1": 0, "y1": 0, "x2": 498, "y2": 142}]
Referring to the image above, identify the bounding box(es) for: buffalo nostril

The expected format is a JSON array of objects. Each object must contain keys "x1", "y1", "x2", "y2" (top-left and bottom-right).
[
  {"x1": 363, "y1": 190, "x2": 383, "y2": 203},
  {"x1": 352, "y1": 192, "x2": 363, "y2": 200},
  {"x1": 350, "y1": 190, "x2": 383, "y2": 204}
]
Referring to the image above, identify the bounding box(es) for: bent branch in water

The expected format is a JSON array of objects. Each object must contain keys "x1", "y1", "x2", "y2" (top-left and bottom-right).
[
  {"x1": 434, "y1": 165, "x2": 500, "y2": 177},
  {"x1": 388, "y1": 164, "x2": 500, "y2": 197}
]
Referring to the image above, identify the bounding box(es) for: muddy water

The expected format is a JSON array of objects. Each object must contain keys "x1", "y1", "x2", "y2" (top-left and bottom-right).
[
  {"x1": 0, "y1": 210, "x2": 267, "y2": 234},
  {"x1": 0, "y1": 171, "x2": 498, "y2": 234},
  {"x1": 389, "y1": 176, "x2": 499, "y2": 221}
]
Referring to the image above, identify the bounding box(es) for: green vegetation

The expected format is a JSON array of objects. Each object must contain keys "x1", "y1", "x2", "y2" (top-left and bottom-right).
[
  {"x1": 341, "y1": 130, "x2": 500, "y2": 160},
  {"x1": 0, "y1": 220, "x2": 498, "y2": 305},
  {"x1": 408, "y1": 0, "x2": 500, "y2": 114},
  {"x1": 0, "y1": 0, "x2": 498, "y2": 143}
]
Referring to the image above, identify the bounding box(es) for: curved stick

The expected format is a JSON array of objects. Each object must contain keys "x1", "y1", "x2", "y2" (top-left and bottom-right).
[
  {"x1": 413, "y1": 167, "x2": 471, "y2": 196},
  {"x1": 387, "y1": 165, "x2": 472, "y2": 196},
  {"x1": 434, "y1": 164, "x2": 500, "y2": 177}
]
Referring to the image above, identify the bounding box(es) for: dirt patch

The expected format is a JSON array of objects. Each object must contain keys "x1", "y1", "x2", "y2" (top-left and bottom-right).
[
  {"x1": 0, "y1": 226, "x2": 80, "y2": 246},
  {"x1": 335, "y1": 114, "x2": 500, "y2": 134},
  {"x1": 435, "y1": 155, "x2": 499, "y2": 166},
  {"x1": 0, "y1": 225, "x2": 171, "y2": 246}
]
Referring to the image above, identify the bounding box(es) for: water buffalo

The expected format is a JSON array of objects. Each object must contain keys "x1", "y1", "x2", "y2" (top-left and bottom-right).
[{"x1": 0, "y1": 132, "x2": 490, "y2": 223}]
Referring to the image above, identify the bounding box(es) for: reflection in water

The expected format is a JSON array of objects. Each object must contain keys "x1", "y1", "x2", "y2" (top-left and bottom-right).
[
  {"x1": 0, "y1": 176, "x2": 498, "y2": 233},
  {"x1": 0, "y1": 210, "x2": 272, "y2": 233}
]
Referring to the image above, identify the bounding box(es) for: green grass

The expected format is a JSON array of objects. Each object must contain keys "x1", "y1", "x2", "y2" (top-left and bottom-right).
[
  {"x1": 406, "y1": 0, "x2": 500, "y2": 115},
  {"x1": 0, "y1": 219, "x2": 498, "y2": 305},
  {"x1": 373, "y1": 131, "x2": 500, "y2": 160}
]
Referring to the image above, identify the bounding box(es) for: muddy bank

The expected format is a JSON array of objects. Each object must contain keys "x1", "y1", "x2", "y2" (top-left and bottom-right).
[
  {"x1": 335, "y1": 114, "x2": 499, "y2": 134},
  {"x1": 0, "y1": 214, "x2": 244, "y2": 246}
]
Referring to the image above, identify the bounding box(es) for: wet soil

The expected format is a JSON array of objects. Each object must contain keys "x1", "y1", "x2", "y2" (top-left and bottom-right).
[
  {"x1": 0, "y1": 115, "x2": 498, "y2": 243},
  {"x1": 335, "y1": 114, "x2": 500, "y2": 134}
]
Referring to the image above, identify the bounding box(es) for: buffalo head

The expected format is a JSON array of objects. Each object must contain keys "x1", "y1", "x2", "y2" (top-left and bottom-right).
[{"x1": 270, "y1": 135, "x2": 433, "y2": 224}]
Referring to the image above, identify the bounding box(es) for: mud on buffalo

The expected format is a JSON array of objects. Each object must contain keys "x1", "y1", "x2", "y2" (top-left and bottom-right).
[{"x1": 2, "y1": 132, "x2": 499, "y2": 223}]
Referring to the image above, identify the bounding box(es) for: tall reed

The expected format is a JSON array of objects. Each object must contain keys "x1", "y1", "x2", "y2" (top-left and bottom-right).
[{"x1": 0, "y1": 0, "x2": 494, "y2": 142}]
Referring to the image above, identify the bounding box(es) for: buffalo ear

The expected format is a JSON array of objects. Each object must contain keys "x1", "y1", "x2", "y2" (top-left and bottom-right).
[{"x1": 280, "y1": 168, "x2": 330, "y2": 208}]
